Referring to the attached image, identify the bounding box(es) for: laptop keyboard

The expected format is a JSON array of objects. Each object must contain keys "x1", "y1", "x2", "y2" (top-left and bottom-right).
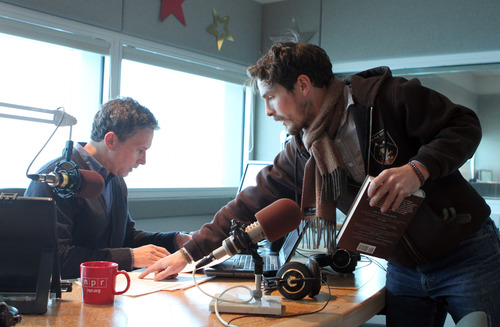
[{"x1": 233, "y1": 255, "x2": 278, "y2": 271}]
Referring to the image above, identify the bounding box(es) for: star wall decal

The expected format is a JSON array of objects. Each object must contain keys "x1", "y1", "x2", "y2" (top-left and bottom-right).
[
  {"x1": 161, "y1": 0, "x2": 186, "y2": 25},
  {"x1": 269, "y1": 17, "x2": 315, "y2": 44},
  {"x1": 207, "y1": 8, "x2": 234, "y2": 51}
]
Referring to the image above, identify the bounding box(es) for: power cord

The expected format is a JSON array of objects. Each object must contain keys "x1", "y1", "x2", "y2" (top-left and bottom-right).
[
  {"x1": 228, "y1": 275, "x2": 332, "y2": 326},
  {"x1": 191, "y1": 269, "x2": 253, "y2": 327},
  {"x1": 191, "y1": 267, "x2": 333, "y2": 327}
]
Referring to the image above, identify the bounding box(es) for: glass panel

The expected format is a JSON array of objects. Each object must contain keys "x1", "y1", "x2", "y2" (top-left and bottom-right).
[
  {"x1": 0, "y1": 32, "x2": 108, "y2": 188},
  {"x1": 120, "y1": 59, "x2": 244, "y2": 188},
  {"x1": 390, "y1": 65, "x2": 500, "y2": 228},
  {"x1": 391, "y1": 65, "x2": 500, "y2": 188}
]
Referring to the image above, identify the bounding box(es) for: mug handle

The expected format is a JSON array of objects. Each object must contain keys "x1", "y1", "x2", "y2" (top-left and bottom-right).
[{"x1": 114, "y1": 270, "x2": 131, "y2": 295}]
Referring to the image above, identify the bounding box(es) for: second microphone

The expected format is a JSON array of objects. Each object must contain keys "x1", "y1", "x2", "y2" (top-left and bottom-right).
[{"x1": 196, "y1": 198, "x2": 302, "y2": 268}]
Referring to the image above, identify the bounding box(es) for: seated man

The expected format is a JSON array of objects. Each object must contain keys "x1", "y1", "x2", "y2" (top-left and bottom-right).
[{"x1": 25, "y1": 97, "x2": 190, "y2": 279}]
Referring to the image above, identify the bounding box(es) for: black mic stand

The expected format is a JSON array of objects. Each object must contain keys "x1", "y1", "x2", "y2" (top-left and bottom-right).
[{"x1": 208, "y1": 240, "x2": 283, "y2": 315}]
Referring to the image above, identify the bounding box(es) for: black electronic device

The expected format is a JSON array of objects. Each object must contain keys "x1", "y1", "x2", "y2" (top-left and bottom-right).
[
  {"x1": 203, "y1": 220, "x2": 308, "y2": 278},
  {"x1": 265, "y1": 259, "x2": 322, "y2": 300},
  {"x1": 0, "y1": 194, "x2": 64, "y2": 314},
  {"x1": 310, "y1": 249, "x2": 361, "y2": 274},
  {"x1": 0, "y1": 301, "x2": 21, "y2": 327}
]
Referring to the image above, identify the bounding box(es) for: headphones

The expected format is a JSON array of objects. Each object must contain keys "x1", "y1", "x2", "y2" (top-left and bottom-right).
[
  {"x1": 0, "y1": 302, "x2": 21, "y2": 327},
  {"x1": 310, "y1": 248, "x2": 360, "y2": 274},
  {"x1": 263, "y1": 249, "x2": 360, "y2": 300},
  {"x1": 265, "y1": 259, "x2": 322, "y2": 300}
]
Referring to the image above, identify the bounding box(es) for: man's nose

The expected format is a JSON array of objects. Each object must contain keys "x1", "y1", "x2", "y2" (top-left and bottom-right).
[
  {"x1": 139, "y1": 152, "x2": 146, "y2": 165},
  {"x1": 266, "y1": 105, "x2": 275, "y2": 117}
]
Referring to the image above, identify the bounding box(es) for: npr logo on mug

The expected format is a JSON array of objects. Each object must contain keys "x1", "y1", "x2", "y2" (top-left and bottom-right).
[{"x1": 82, "y1": 277, "x2": 108, "y2": 288}]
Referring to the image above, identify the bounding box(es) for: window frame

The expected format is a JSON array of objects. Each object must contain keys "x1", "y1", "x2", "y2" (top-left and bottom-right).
[{"x1": 0, "y1": 3, "x2": 251, "y2": 199}]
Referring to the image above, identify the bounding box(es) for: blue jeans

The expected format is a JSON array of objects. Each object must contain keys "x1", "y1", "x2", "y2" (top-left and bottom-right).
[{"x1": 385, "y1": 218, "x2": 500, "y2": 327}]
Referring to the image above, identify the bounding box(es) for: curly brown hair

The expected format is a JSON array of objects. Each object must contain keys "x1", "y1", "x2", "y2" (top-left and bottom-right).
[{"x1": 246, "y1": 42, "x2": 334, "y2": 92}]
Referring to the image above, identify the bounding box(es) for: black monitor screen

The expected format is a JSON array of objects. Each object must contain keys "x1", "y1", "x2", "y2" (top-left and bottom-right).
[{"x1": 0, "y1": 197, "x2": 56, "y2": 293}]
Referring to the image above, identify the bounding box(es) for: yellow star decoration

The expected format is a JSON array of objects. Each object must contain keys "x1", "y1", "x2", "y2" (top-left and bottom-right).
[{"x1": 207, "y1": 8, "x2": 234, "y2": 51}]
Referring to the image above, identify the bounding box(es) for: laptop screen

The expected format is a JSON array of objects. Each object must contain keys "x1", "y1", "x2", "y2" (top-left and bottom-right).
[{"x1": 238, "y1": 161, "x2": 272, "y2": 194}]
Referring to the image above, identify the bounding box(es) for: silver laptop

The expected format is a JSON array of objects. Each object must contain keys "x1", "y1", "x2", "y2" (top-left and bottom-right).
[{"x1": 203, "y1": 160, "x2": 306, "y2": 278}]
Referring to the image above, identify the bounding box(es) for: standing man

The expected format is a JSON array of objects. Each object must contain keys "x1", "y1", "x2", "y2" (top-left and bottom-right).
[
  {"x1": 140, "y1": 43, "x2": 500, "y2": 326},
  {"x1": 26, "y1": 97, "x2": 191, "y2": 279}
]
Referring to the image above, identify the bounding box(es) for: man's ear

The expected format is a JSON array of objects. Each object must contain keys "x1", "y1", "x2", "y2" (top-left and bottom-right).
[
  {"x1": 296, "y1": 74, "x2": 312, "y2": 95},
  {"x1": 104, "y1": 132, "x2": 118, "y2": 150}
]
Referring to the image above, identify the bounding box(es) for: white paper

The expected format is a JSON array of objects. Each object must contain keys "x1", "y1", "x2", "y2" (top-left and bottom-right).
[{"x1": 115, "y1": 269, "x2": 213, "y2": 297}]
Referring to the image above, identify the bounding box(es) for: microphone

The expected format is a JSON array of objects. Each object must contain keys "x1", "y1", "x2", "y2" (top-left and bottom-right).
[
  {"x1": 28, "y1": 169, "x2": 104, "y2": 198},
  {"x1": 196, "y1": 198, "x2": 302, "y2": 268}
]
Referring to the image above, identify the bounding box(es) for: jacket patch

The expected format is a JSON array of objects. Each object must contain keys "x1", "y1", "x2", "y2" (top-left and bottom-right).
[{"x1": 371, "y1": 129, "x2": 398, "y2": 165}]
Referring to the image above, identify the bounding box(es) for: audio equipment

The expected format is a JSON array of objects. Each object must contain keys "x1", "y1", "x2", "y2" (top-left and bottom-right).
[
  {"x1": 0, "y1": 302, "x2": 21, "y2": 327},
  {"x1": 311, "y1": 249, "x2": 360, "y2": 274},
  {"x1": 196, "y1": 198, "x2": 302, "y2": 269},
  {"x1": 269, "y1": 259, "x2": 321, "y2": 300},
  {"x1": 28, "y1": 167, "x2": 104, "y2": 198},
  {"x1": 27, "y1": 141, "x2": 104, "y2": 198}
]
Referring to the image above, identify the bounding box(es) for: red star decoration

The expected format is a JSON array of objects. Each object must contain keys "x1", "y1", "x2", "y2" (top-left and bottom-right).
[{"x1": 161, "y1": 0, "x2": 186, "y2": 25}]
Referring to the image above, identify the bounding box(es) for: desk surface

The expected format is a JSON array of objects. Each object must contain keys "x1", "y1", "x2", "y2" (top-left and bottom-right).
[{"x1": 20, "y1": 259, "x2": 385, "y2": 327}]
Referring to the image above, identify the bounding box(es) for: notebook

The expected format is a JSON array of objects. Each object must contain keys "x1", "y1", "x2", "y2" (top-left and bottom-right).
[
  {"x1": 0, "y1": 195, "x2": 62, "y2": 314},
  {"x1": 203, "y1": 220, "x2": 308, "y2": 278}
]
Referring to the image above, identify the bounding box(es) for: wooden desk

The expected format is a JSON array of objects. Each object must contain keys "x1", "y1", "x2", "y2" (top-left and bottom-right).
[{"x1": 20, "y1": 260, "x2": 385, "y2": 327}]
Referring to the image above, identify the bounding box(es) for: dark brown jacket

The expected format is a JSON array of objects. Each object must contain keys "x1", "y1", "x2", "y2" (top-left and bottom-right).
[{"x1": 186, "y1": 67, "x2": 490, "y2": 267}]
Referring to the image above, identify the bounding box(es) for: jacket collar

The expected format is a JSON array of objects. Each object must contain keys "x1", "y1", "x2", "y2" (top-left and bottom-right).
[{"x1": 342, "y1": 66, "x2": 392, "y2": 108}]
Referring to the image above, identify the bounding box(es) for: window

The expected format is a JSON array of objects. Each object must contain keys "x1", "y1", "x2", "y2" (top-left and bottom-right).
[
  {"x1": 120, "y1": 59, "x2": 245, "y2": 188},
  {"x1": 0, "y1": 9, "x2": 250, "y2": 191},
  {"x1": 0, "y1": 32, "x2": 108, "y2": 189}
]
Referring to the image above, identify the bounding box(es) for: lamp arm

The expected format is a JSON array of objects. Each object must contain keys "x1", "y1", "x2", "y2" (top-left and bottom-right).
[{"x1": 0, "y1": 101, "x2": 76, "y2": 126}]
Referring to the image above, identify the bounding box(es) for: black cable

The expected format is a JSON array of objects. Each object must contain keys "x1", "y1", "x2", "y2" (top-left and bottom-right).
[{"x1": 25, "y1": 107, "x2": 65, "y2": 178}]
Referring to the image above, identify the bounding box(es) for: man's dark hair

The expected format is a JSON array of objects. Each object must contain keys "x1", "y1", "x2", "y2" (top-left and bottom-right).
[
  {"x1": 90, "y1": 97, "x2": 159, "y2": 142},
  {"x1": 246, "y1": 42, "x2": 334, "y2": 92}
]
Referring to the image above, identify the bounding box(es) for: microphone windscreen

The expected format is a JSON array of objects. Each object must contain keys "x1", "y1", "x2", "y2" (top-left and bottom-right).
[
  {"x1": 77, "y1": 170, "x2": 104, "y2": 198},
  {"x1": 255, "y1": 198, "x2": 302, "y2": 242}
]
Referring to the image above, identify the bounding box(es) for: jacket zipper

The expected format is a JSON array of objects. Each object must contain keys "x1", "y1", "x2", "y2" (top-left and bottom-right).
[
  {"x1": 369, "y1": 105, "x2": 427, "y2": 265},
  {"x1": 367, "y1": 107, "x2": 373, "y2": 174}
]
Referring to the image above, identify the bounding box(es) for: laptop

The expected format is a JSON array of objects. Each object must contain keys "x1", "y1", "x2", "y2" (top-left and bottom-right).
[
  {"x1": 204, "y1": 160, "x2": 307, "y2": 278},
  {"x1": 237, "y1": 160, "x2": 272, "y2": 194},
  {"x1": 0, "y1": 194, "x2": 62, "y2": 314}
]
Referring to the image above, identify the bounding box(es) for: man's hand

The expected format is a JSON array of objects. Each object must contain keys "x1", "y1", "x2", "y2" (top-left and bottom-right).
[
  {"x1": 132, "y1": 244, "x2": 169, "y2": 268},
  {"x1": 367, "y1": 162, "x2": 428, "y2": 213},
  {"x1": 176, "y1": 233, "x2": 192, "y2": 249},
  {"x1": 138, "y1": 251, "x2": 188, "y2": 281}
]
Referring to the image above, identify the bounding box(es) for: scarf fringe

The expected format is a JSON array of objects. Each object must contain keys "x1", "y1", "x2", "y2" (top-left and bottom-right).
[
  {"x1": 302, "y1": 218, "x2": 337, "y2": 253},
  {"x1": 320, "y1": 167, "x2": 347, "y2": 203}
]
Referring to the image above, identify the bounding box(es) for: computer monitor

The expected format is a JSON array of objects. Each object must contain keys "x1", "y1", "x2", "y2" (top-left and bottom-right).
[
  {"x1": 0, "y1": 195, "x2": 61, "y2": 314},
  {"x1": 238, "y1": 160, "x2": 272, "y2": 194}
]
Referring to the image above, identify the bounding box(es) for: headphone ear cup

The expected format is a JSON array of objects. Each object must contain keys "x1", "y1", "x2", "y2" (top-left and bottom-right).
[
  {"x1": 305, "y1": 259, "x2": 321, "y2": 298},
  {"x1": 0, "y1": 302, "x2": 17, "y2": 327},
  {"x1": 330, "y1": 249, "x2": 359, "y2": 274},
  {"x1": 276, "y1": 262, "x2": 312, "y2": 300}
]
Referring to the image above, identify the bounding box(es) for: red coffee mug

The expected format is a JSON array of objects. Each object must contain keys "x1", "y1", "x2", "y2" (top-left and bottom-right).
[{"x1": 80, "y1": 261, "x2": 131, "y2": 305}]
